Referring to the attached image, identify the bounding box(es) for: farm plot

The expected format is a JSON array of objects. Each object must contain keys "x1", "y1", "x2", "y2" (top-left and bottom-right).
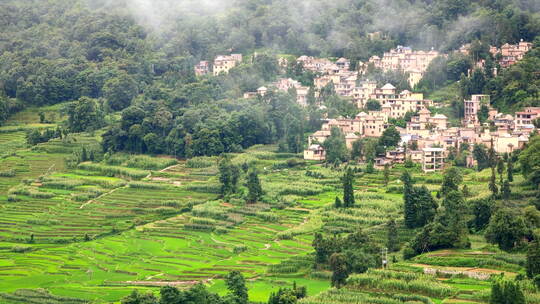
[
  {"x1": 0, "y1": 148, "x2": 341, "y2": 302},
  {"x1": 2, "y1": 139, "x2": 538, "y2": 304}
]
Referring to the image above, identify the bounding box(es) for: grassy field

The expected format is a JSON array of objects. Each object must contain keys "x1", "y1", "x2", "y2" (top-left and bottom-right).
[{"x1": 0, "y1": 109, "x2": 539, "y2": 303}]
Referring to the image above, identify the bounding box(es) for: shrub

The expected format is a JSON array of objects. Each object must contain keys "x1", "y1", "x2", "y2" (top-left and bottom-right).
[
  {"x1": 277, "y1": 230, "x2": 294, "y2": 240},
  {"x1": 78, "y1": 163, "x2": 149, "y2": 179},
  {"x1": 0, "y1": 169, "x2": 15, "y2": 177},
  {"x1": 186, "y1": 183, "x2": 221, "y2": 193},
  {"x1": 11, "y1": 246, "x2": 32, "y2": 253},
  {"x1": 7, "y1": 195, "x2": 20, "y2": 202},
  {"x1": 190, "y1": 217, "x2": 217, "y2": 225},
  {"x1": 186, "y1": 157, "x2": 215, "y2": 168},
  {"x1": 257, "y1": 212, "x2": 279, "y2": 222},
  {"x1": 42, "y1": 178, "x2": 85, "y2": 189},
  {"x1": 233, "y1": 245, "x2": 247, "y2": 254},
  {"x1": 128, "y1": 182, "x2": 168, "y2": 189},
  {"x1": 125, "y1": 155, "x2": 177, "y2": 170}
]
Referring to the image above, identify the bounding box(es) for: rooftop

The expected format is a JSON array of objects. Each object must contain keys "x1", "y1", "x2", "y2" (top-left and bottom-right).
[{"x1": 381, "y1": 83, "x2": 396, "y2": 90}]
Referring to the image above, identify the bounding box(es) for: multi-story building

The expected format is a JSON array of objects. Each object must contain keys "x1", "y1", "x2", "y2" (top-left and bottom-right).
[
  {"x1": 359, "y1": 84, "x2": 433, "y2": 118},
  {"x1": 304, "y1": 144, "x2": 326, "y2": 161},
  {"x1": 368, "y1": 46, "x2": 439, "y2": 87},
  {"x1": 303, "y1": 90, "x2": 534, "y2": 173},
  {"x1": 462, "y1": 40, "x2": 533, "y2": 69},
  {"x1": 194, "y1": 61, "x2": 210, "y2": 76},
  {"x1": 213, "y1": 54, "x2": 242, "y2": 75},
  {"x1": 297, "y1": 56, "x2": 338, "y2": 74},
  {"x1": 335, "y1": 58, "x2": 351, "y2": 71},
  {"x1": 272, "y1": 78, "x2": 311, "y2": 106},
  {"x1": 422, "y1": 147, "x2": 445, "y2": 172},
  {"x1": 406, "y1": 108, "x2": 448, "y2": 137},
  {"x1": 498, "y1": 40, "x2": 533, "y2": 68},
  {"x1": 464, "y1": 94, "x2": 490, "y2": 125},
  {"x1": 515, "y1": 107, "x2": 540, "y2": 128}
]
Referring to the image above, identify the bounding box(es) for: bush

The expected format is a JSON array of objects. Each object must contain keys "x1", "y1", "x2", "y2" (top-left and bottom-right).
[
  {"x1": 403, "y1": 246, "x2": 417, "y2": 260},
  {"x1": 7, "y1": 195, "x2": 20, "y2": 202},
  {"x1": 277, "y1": 230, "x2": 294, "y2": 240},
  {"x1": 186, "y1": 157, "x2": 215, "y2": 168},
  {"x1": 78, "y1": 163, "x2": 149, "y2": 179},
  {"x1": 257, "y1": 212, "x2": 279, "y2": 222},
  {"x1": 125, "y1": 155, "x2": 177, "y2": 170},
  {"x1": 0, "y1": 169, "x2": 15, "y2": 177},
  {"x1": 233, "y1": 245, "x2": 247, "y2": 254},
  {"x1": 128, "y1": 182, "x2": 168, "y2": 189},
  {"x1": 11, "y1": 246, "x2": 32, "y2": 253}
]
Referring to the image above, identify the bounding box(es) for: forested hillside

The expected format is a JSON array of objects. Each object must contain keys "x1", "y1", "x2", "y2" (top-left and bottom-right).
[{"x1": 1, "y1": 0, "x2": 540, "y2": 154}]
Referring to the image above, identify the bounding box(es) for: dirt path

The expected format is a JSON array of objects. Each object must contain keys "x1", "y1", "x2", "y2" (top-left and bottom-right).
[
  {"x1": 79, "y1": 185, "x2": 125, "y2": 209},
  {"x1": 411, "y1": 263, "x2": 516, "y2": 280},
  {"x1": 160, "y1": 164, "x2": 181, "y2": 172},
  {"x1": 122, "y1": 278, "x2": 212, "y2": 287}
]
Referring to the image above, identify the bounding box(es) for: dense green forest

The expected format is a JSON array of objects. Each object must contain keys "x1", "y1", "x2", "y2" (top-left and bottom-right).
[{"x1": 1, "y1": 0, "x2": 540, "y2": 143}]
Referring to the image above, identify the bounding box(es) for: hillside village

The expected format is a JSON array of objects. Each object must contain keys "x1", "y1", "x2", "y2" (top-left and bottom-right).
[
  {"x1": 193, "y1": 41, "x2": 536, "y2": 173},
  {"x1": 304, "y1": 94, "x2": 538, "y2": 172}
]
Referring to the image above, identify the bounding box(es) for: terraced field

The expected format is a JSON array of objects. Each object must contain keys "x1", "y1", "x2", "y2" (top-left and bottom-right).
[{"x1": 0, "y1": 111, "x2": 539, "y2": 303}]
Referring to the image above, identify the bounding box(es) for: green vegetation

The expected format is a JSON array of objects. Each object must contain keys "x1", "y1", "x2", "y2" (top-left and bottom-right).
[{"x1": 0, "y1": 0, "x2": 539, "y2": 303}]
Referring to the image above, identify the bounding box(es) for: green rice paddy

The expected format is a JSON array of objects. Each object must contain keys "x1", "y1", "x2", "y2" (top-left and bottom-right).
[{"x1": 0, "y1": 110, "x2": 539, "y2": 303}]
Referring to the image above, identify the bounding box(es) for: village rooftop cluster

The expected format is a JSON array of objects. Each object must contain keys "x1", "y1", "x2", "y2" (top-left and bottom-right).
[{"x1": 193, "y1": 41, "x2": 535, "y2": 173}]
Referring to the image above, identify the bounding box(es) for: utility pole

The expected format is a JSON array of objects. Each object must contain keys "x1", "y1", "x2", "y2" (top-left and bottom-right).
[{"x1": 381, "y1": 247, "x2": 388, "y2": 269}]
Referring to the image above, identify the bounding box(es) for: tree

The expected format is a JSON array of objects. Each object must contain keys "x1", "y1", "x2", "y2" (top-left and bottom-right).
[
  {"x1": 334, "y1": 196, "x2": 342, "y2": 208},
  {"x1": 246, "y1": 170, "x2": 263, "y2": 203},
  {"x1": 470, "y1": 68, "x2": 486, "y2": 94},
  {"x1": 121, "y1": 290, "x2": 158, "y2": 304},
  {"x1": 519, "y1": 136, "x2": 540, "y2": 187},
  {"x1": 322, "y1": 127, "x2": 349, "y2": 165},
  {"x1": 267, "y1": 283, "x2": 307, "y2": 304},
  {"x1": 378, "y1": 126, "x2": 401, "y2": 149},
  {"x1": 501, "y1": 180, "x2": 511, "y2": 200},
  {"x1": 0, "y1": 98, "x2": 8, "y2": 126},
  {"x1": 462, "y1": 184, "x2": 471, "y2": 196},
  {"x1": 402, "y1": 171, "x2": 415, "y2": 228},
  {"x1": 489, "y1": 167, "x2": 499, "y2": 196},
  {"x1": 312, "y1": 233, "x2": 339, "y2": 264},
  {"x1": 387, "y1": 219, "x2": 399, "y2": 252},
  {"x1": 485, "y1": 208, "x2": 529, "y2": 251},
  {"x1": 342, "y1": 167, "x2": 355, "y2": 208},
  {"x1": 507, "y1": 158, "x2": 514, "y2": 182},
  {"x1": 329, "y1": 253, "x2": 349, "y2": 289},
  {"x1": 471, "y1": 198, "x2": 493, "y2": 231},
  {"x1": 383, "y1": 163, "x2": 390, "y2": 186},
  {"x1": 284, "y1": 115, "x2": 304, "y2": 153},
  {"x1": 365, "y1": 160, "x2": 375, "y2": 173},
  {"x1": 527, "y1": 239, "x2": 540, "y2": 279},
  {"x1": 478, "y1": 104, "x2": 489, "y2": 123},
  {"x1": 489, "y1": 278, "x2": 525, "y2": 304},
  {"x1": 473, "y1": 144, "x2": 490, "y2": 171},
  {"x1": 219, "y1": 157, "x2": 240, "y2": 197},
  {"x1": 66, "y1": 97, "x2": 105, "y2": 132},
  {"x1": 144, "y1": 133, "x2": 164, "y2": 154},
  {"x1": 441, "y1": 167, "x2": 462, "y2": 197},
  {"x1": 103, "y1": 73, "x2": 138, "y2": 111},
  {"x1": 350, "y1": 140, "x2": 363, "y2": 161},
  {"x1": 497, "y1": 158, "x2": 505, "y2": 185},
  {"x1": 403, "y1": 171, "x2": 437, "y2": 229},
  {"x1": 365, "y1": 99, "x2": 381, "y2": 111},
  {"x1": 408, "y1": 190, "x2": 470, "y2": 257},
  {"x1": 226, "y1": 271, "x2": 248, "y2": 304},
  {"x1": 413, "y1": 186, "x2": 438, "y2": 228}
]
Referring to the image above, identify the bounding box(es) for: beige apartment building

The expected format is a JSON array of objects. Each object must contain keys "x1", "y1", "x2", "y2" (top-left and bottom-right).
[{"x1": 213, "y1": 54, "x2": 242, "y2": 76}]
